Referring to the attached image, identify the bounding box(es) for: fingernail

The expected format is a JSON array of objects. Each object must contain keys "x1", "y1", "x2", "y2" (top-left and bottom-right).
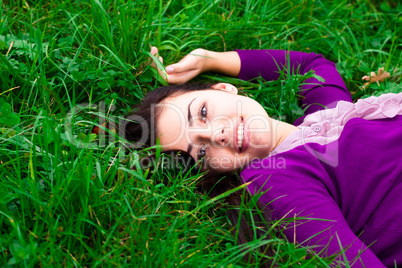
[{"x1": 166, "y1": 66, "x2": 174, "y2": 73}]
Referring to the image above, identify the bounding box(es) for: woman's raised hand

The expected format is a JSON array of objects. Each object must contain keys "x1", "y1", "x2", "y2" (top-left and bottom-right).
[{"x1": 150, "y1": 47, "x2": 208, "y2": 84}]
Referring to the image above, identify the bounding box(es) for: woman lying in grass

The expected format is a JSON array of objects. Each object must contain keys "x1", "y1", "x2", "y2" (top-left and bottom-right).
[{"x1": 125, "y1": 47, "x2": 402, "y2": 267}]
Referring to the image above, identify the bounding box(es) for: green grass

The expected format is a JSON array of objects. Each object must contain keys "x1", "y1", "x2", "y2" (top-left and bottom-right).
[{"x1": 0, "y1": 0, "x2": 401, "y2": 266}]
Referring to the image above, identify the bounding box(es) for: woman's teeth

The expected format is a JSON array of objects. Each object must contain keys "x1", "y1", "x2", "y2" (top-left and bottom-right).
[{"x1": 237, "y1": 122, "x2": 244, "y2": 151}]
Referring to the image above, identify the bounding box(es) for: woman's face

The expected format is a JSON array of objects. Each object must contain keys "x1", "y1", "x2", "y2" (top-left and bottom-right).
[{"x1": 157, "y1": 84, "x2": 274, "y2": 172}]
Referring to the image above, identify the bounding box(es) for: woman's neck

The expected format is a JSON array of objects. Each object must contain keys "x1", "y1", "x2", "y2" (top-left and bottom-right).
[{"x1": 270, "y1": 118, "x2": 299, "y2": 152}]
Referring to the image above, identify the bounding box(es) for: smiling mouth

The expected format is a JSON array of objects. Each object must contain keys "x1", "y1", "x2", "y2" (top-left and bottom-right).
[{"x1": 237, "y1": 117, "x2": 244, "y2": 152}]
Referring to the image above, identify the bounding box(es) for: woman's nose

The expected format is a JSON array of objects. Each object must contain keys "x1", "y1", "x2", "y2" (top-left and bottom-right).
[{"x1": 196, "y1": 125, "x2": 227, "y2": 147}]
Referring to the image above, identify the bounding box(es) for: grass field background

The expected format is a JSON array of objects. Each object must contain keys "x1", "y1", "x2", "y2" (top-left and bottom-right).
[{"x1": 0, "y1": 0, "x2": 401, "y2": 266}]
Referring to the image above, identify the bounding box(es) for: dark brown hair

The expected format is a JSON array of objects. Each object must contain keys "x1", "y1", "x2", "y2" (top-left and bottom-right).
[{"x1": 124, "y1": 83, "x2": 274, "y2": 266}]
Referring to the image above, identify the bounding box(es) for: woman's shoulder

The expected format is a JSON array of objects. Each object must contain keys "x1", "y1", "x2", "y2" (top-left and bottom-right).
[
  {"x1": 281, "y1": 92, "x2": 402, "y2": 154},
  {"x1": 300, "y1": 92, "x2": 402, "y2": 127}
]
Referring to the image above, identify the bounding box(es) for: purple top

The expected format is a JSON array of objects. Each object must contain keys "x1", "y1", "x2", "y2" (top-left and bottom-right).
[{"x1": 235, "y1": 50, "x2": 402, "y2": 267}]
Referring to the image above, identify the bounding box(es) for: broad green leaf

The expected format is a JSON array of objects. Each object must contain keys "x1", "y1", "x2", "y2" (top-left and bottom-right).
[
  {"x1": 1, "y1": 102, "x2": 11, "y2": 117},
  {"x1": 110, "y1": 92, "x2": 118, "y2": 99},
  {"x1": 7, "y1": 114, "x2": 20, "y2": 126},
  {"x1": 78, "y1": 132, "x2": 87, "y2": 142},
  {"x1": 97, "y1": 81, "x2": 109, "y2": 89}
]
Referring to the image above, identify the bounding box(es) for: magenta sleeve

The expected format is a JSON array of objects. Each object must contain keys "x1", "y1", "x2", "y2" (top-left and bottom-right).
[
  {"x1": 234, "y1": 50, "x2": 352, "y2": 125},
  {"x1": 245, "y1": 172, "x2": 386, "y2": 267}
]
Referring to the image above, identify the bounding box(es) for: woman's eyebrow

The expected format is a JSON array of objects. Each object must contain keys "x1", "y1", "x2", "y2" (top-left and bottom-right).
[
  {"x1": 187, "y1": 97, "x2": 197, "y2": 157},
  {"x1": 188, "y1": 97, "x2": 197, "y2": 127}
]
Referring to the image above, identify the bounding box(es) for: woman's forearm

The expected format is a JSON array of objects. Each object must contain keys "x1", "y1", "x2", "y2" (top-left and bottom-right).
[{"x1": 203, "y1": 50, "x2": 241, "y2": 77}]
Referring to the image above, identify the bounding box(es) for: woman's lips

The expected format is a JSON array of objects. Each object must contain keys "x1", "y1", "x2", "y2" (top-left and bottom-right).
[{"x1": 234, "y1": 117, "x2": 249, "y2": 153}]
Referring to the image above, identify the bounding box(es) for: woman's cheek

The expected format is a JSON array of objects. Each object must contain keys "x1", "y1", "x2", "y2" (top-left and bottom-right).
[{"x1": 207, "y1": 155, "x2": 233, "y2": 171}]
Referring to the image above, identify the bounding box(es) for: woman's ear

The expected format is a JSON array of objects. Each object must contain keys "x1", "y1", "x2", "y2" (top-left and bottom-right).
[{"x1": 211, "y1": 83, "x2": 238, "y2": 95}]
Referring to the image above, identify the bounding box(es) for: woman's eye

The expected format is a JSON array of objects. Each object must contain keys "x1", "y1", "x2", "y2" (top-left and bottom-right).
[
  {"x1": 200, "y1": 104, "x2": 207, "y2": 122},
  {"x1": 197, "y1": 145, "x2": 206, "y2": 161}
]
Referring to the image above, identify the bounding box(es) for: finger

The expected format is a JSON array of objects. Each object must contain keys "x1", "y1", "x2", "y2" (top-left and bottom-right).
[
  {"x1": 167, "y1": 70, "x2": 197, "y2": 85},
  {"x1": 150, "y1": 46, "x2": 158, "y2": 56},
  {"x1": 166, "y1": 60, "x2": 190, "y2": 74},
  {"x1": 154, "y1": 56, "x2": 164, "y2": 73},
  {"x1": 166, "y1": 65, "x2": 174, "y2": 74},
  {"x1": 165, "y1": 62, "x2": 194, "y2": 75},
  {"x1": 149, "y1": 50, "x2": 163, "y2": 68},
  {"x1": 150, "y1": 46, "x2": 162, "y2": 63},
  {"x1": 149, "y1": 46, "x2": 158, "y2": 68},
  {"x1": 165, "y1": 54, "x2": 197, "y2": 74}
]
